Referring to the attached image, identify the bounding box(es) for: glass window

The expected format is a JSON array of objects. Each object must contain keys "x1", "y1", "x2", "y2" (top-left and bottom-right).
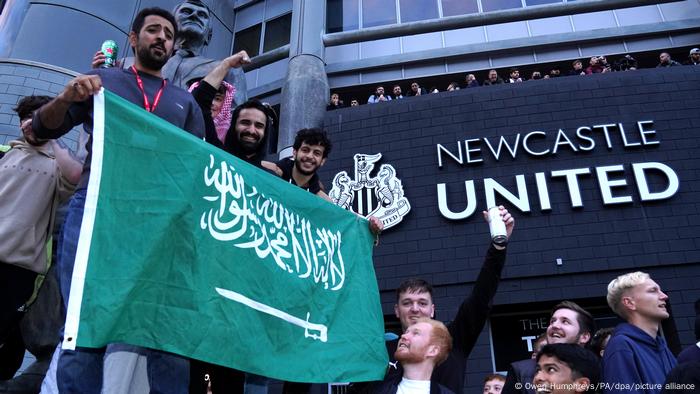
[
  {"x1": 400, "y1": 0, "x2": 438, "y2": 23},
  {"x1": 362, "y1": 0, "x2": 396, "y2": 28},
  {"x1": 233, "y1": 24, "x2": 261, "y2": 57},
  {"x1": 525, "y1": 0, "x2": 562, "y2": 5},
  {"x1": 263, "y1": 13, "x2": 291, "y2": 52},
  {"x1": 326, "y1": 0, "x2": 359, "y2": 33},
  {"x1": 482, "y1": 0, "x2": 523, "y2": 13},
  {"x1": 235, "y1": 1, "x2": 264, "y2": 31},
  {"x1": 441, "y1": 0, "x2": 478, "y2": 16}
]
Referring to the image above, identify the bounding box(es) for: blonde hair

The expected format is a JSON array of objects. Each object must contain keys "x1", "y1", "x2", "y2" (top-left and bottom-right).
[
  {"x1": 416, "y1": 317, "x2": 452, "y2": 366},
  {"x1": 607, "y1": 271, "x2": 650, "y2": 317}
]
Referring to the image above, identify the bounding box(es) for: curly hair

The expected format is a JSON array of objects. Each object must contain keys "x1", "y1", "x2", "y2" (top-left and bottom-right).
[
  {"x1": 13, "y1": 95, "x2": 52, "y2": 120},
  {"x1": 293, "y1": 128, "x2": 332, "y2": 158}
]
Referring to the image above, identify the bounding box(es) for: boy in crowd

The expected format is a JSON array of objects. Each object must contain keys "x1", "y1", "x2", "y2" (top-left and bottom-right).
[{"x1": 484, "y1": 374, "x2": 506, "y2": 394}]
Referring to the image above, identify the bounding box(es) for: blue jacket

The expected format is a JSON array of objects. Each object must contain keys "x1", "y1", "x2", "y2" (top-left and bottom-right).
[{"x1": 602, "y1": 323, "x2": 677, "y2": 394}]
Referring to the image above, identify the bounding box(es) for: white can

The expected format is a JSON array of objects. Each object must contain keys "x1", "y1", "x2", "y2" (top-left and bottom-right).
[{"x1": 487, "y1": 206, "x2": 508, "y2": 245}]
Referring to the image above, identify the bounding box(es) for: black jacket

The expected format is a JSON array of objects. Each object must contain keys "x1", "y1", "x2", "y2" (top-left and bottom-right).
[
  {"x1": 363, "y1": 372, "x2": 455, "y2": 394},
  {"x1": 502, "y1": 358, "x2": 536, "y2": 394}
]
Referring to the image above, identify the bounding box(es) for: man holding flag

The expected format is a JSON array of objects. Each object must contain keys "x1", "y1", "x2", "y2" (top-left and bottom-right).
[
  {"x1": 30, "y1": 7, "x2": 204, "y2": 393},
  {"x1": 31, "y1": 8, "x2": 387, "y2": 393},
  {"x1": 190, "y1": 54, "x2": 384, "y2": 393}
]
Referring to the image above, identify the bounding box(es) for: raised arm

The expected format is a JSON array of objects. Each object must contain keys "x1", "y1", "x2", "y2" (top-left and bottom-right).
[
  {"x1": 31, "y1": 75, "x2": 102, "y2": 140},
  {"x1": 448, "y1": 206, "x2": 514, "y2": 353},
  {"x1": 202, "y1": 51, "x2": 250, "y2": 91}
]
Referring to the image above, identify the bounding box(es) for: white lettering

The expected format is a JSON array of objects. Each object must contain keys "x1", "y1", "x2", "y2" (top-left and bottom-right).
[
  {"x1": 437, "y1": 142, "x2": 462, "y2": 168},
  {"x1": 522, "y1": 335, "x2": 537, "y2": 352},
  {"x1": 552, "y1": 129, "x2": 578, "y2": 154},
  {"x1": 437, "y1": 181, "x2": 477, "y2": 220},
  {"x1": 483, "y1": 134, "x2": 520, "y2": 161},
  {"x1": 535, "y1": 172, "x2": 551, "y2": 210},
  {"x1": 551, "y1": 168, "x2": 591, "y2": 208},
  {"x1": 464, "y1": 138, "x2": 483, "y2": 163},
  {"x1": 637, "y1": 120, "x2": 659, "y2": 145},
  {"x1": 484, "y1": 175, "x2": 531, "y2": 212},
  {"x1": 522, "y1": 131, "x2": 550, "y2": 156},
  {"x1": 593, "y1": 123, "x2": 616, "y2": 149},
  {"x1": 576, "y1": 126, "x2": 595, "y2": 151},
  {"x1": 201, "y1": 155, "x2": 346, "y2": 291},
  {"x1": 596, "y1": 165, "x2": 633, "y2": 204},
  {"x1": 633, "y1": 162, "x2": 679, "y2": 201},
  {"x1": 618, "y1": 123, "x2": 641, "y2": 147}
]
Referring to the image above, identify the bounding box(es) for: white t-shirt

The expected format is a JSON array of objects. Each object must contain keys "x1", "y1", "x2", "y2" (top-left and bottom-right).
[{"x1": 396, "y1": 378, "x2": 431, "y2": 394}]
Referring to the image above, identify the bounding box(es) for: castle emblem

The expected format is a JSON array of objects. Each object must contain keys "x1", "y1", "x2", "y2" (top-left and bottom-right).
[{"x1": 329, "y1": 153, "x2": 411, "y2": 230}]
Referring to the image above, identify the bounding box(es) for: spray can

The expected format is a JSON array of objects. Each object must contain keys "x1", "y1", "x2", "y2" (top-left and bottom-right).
[{"x1": 487, "y1": 206, "x2": 508, "y2": 245}]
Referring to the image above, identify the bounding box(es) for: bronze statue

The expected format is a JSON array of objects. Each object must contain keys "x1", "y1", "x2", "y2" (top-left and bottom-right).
[{"x1": 164, "y1": 0, "x2": 247, "y2": 104}]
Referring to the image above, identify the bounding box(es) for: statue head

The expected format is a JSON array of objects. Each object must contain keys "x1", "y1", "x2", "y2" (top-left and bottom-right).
[{"x1": 173, "y1": 0, "x2": 213, "y2": 47}]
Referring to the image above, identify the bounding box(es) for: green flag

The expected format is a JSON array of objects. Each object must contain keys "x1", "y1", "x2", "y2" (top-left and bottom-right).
[{"x1": 63, "y1": 90, "x2": 388, "y2": 383}]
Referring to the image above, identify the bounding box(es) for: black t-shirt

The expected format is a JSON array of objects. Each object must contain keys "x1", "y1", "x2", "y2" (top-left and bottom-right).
[{"x1": 275, "y1": 157, "x2": 322, "y2": 194}]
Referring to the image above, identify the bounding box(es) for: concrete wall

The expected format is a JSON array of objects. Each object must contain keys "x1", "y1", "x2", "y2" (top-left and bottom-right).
[{"x1": 320, "y1": 66, "x2": 700, "y2": 392}]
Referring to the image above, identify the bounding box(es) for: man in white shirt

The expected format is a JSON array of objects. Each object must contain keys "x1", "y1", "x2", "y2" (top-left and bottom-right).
[{"x1": 373, "y1": 318, "x2": 453, "y2": 394}]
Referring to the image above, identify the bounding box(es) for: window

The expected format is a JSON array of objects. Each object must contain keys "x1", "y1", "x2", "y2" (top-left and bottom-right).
[
  {"x1": 441, "y1": 0, "x2": 479, "y2": 16},
  {"x1": 234, "y1": 24, "x2": 262, "y2": 57},
  {"x1": 481, "y1": 0, "x2": 523, "y2": 13},
  {"x1": 400, "y1": 0, "x2": 438, "y2": 23},
  {"x1": 234, "y1": 13, "x2": 292, "y2": 56},
  {"x1": 263, "y1": 13, "x2": 291, "y2": 52},
  {"x1": 362, "y1": 0, "x2": 397, "y2": 28},
  {"x1": 326, "y1": 0, "x2": 359, "y2": 33}
]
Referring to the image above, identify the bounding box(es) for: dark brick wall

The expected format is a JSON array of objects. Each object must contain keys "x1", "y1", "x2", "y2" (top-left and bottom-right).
[
  {"x1": 321, "y1": 66, "x2": 700, "y2": 392},
  {"x1": 0, "y1": 60, "x2": 82, "y2": 149}
]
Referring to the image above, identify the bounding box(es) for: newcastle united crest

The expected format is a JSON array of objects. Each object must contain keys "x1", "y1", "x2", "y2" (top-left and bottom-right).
[{"x1": 329, "y1": 153, "x2": 410, "y2": 230}]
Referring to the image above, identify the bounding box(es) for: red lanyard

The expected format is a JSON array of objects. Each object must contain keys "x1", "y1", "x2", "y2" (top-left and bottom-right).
[{"x1": 131, "y1": 66, "x2": 166, "y2": 113}]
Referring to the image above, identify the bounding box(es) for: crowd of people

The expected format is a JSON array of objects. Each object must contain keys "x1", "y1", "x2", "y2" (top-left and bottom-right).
[
  {"x1": 0, "y1": 3, "x2": 382, "y2": 393},
  {"x1": 1, "y1": 1, "x2": 699, "y2": 394},
  {"x1": 325, "y1": 49, "x2": 700, "y2": 110},
  {"x1": 351, "y1": 244, "x2": 700, "y2": 394}
]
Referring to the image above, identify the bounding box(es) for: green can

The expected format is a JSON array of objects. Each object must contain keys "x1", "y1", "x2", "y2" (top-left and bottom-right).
[{"x1": 100, "y1": 40, "x2": 119, "y2": 68}]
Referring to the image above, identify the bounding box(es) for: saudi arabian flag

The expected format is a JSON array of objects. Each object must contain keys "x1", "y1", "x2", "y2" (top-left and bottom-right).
[{"x1": 63, "y1": 89, "x2": 388, "y2": 383}]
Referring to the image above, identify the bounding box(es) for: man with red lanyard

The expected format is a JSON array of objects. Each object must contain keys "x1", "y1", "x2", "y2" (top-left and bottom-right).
[{"x1": 30, "y1": 7, "x2": 204, "y2": 394}]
